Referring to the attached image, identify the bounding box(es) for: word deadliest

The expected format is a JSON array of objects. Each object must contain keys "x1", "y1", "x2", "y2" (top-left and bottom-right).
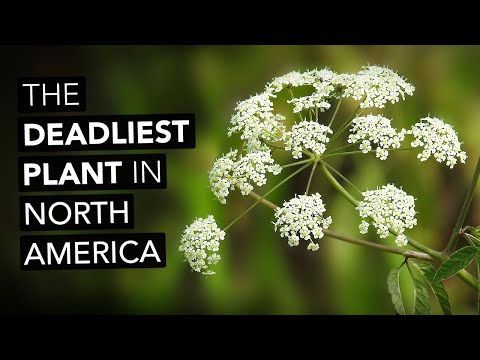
[
  {"x1": 19, "y1": 154, "x2": 166, "y2": 191},
  {"x1": 18, "y1": 114, "x2": 195, "y2": 151},
  {"x1": 20, "y1": 233, "x2": 166, "y2": 270},
  {"x1": 20, "y1": 195, "x2": 134, "y2": 231}
]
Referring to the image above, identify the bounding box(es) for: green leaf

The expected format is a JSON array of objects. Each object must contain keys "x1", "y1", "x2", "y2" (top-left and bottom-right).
[
  {"x1": 412, "y1": 276, "x2": 431, "y2": 315},
  {"x1": 412, "y1": 262, "x2": 451, "y2": 315},
  {"x1": 433, "y1": 246, "x2": 477, "y2": 283},
  {"x1": 467, "y1": 239, "x2": 480, "y2": 315},
  {"x1": 472, "y1": 226, "x2": 480, "y2": 240},
  {"x1": 477, "y1": 251, "x2": 480, "y2": 315},
  {"x1": 387, "y1": 267, "x2": 405, "y2": 315}
]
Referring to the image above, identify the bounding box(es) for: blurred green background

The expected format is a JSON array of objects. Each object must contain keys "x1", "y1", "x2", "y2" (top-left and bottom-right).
[{"x1": 1, "y1": 45, "x2": 480, "y2": 314}]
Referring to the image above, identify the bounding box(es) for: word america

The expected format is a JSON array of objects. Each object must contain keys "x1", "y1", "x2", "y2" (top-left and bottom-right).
[{"x1": 20, "y1": 233, "x2": 166, "y2": 270}]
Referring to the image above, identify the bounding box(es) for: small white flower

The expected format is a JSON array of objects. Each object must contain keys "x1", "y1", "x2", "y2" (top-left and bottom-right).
[
  {"x1": 179, "y1": 215, "x2": 226, "y2": 275},
  {"x1": 334, "y1": 65, "x2": 415, "y2": 109},
  {"x1": 273, "y1": 193, "x2": 332, "y2": 251},
  {"x1": 395, "y1": 234, "x2": 408, "y2": 247},
  {"x1": 228, "y1": 92, "x2": 286, "y2": 151},
  {"x1": 359, "y1": 220, "x2": 369, "y2": 234},
  {"x1": 408, "y1": 116, "x2": 467, "y2": 168},
  {"x1": 357, "y1": 184, "x2": 417, "y2": 247},
  {"x1": 284, "y1": 121, "x2": 333, "y2": 159},
  {"x1": 348, "y1": 114, "x2": 406, "y2": 160}
]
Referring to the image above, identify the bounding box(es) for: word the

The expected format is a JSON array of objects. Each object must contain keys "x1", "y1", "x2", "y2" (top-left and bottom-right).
[{"x1": 18, "y1": 76, "x2": 86, "y2": 113}]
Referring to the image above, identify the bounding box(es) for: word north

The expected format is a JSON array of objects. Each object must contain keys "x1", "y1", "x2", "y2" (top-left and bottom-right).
[
  {"x1": 20, "y1": 233, "x2": 166, "y2": 270},
  {"x1": 18, "y1": 154, "x2": 166, "y2": 191},
  {"x1": 20, "y1": 194, "x2": 134, "y2": 231}
]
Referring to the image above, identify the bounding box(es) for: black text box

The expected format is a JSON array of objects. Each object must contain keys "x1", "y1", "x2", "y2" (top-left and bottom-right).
[
  {"x1": 18, "y1": 113, "x2": 195, "y2": 151},
  {"x1": 20, "y1": 233, "x2": 166, "y2": 270},
  {"x1": 18, "y1": 76, "x2": 86, "y2": 113},
  {"x1": 19, "y1": 154, "x2": 166, "y2": 192},
  {"x1": 20, "y1": 194, "x2": 134, "y2": 231}
]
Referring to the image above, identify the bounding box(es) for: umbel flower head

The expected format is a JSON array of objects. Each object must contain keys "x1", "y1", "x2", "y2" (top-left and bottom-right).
[
  {"x1": 273, "y1": 193, "x2": 332, "y2": 251},
  {"x1": 335, "y1": 65, "x2": 415, "y2": 108},
  {"x1": 348, "y1": 114, "x2": 406, "y2": 160},
  {"x1": 228, "y1": 92, "x2": 285, "y2": 151},
  {"x1": 408, "y1": 116, "x2": 467, "y2": 168},
  {"x1": 208, "y1": 149, "x2": 237, "y2": 204},
  {"x1": 209, "y1": 149, "x2": 282, "y2": 204},
  {"x1": 179, "y1": 215, "x2": 226, "y2": 275},
  {"x1": 357, "y1": 184, "x2": 417, "y2": 247},
  {"x1": 284, "y1": 121, "x2": 333, "y2": 159}
]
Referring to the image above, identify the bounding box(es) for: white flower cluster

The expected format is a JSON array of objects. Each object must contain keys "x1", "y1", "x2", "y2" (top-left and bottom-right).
[
  {"x1": 209, "y1": 150, "x2": 238, "y2": 204},
  {"x1": 179, "y1": 215, "x2": 226, "y2": 275},
  {"x1": 228, "y1": 92, "x2": 285, "y2": 151},
  {"x1": 233, "y1": 151, "x2": 282, "y2": 195},
  {"x1": 408, "y1": 116, "x2": 467, "y2": 168},
  {"x1": 273, "y1": 193, "x2": 332, "y2": 251},
  {"x1": 336, "y1": 65, "x2": 415, "y2": 108},
  {"x1": 209, "y1": 149, "x2": 281, "y2": 203},
  {"x1": 357, "y1": 184, "x2": 417, "y2": 247},
  {"x1": 265, "y1": 69, "x2": 334, "y2": 93},
  {"x1": 265, "y1": 68, "x2": 339, "y2": 113},
  {"x1": 348, "y1": 114, "x2": 406, "y2": 160},
  {"x1": 287, "y1": 92, "x2": 332, "y2": 113},
  {"x1": 285, "y1": 121, "x2": 333, "y2": 159}
]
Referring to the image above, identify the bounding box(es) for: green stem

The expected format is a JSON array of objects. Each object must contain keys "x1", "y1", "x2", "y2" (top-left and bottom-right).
[
  {"x1": 245, "y1": 190, "x2": 433, "y2": 261},
  {"x1": 324, "y1": 229, "x2": 434, "y2": 261},
  {"x1": 315, "y1": 107, "x2": 319, "y2": 122},
  {"x1": 319, "y1": 163, "x2": 359, "y2": 207},
  {"x1": 245, "y1": 188, "x2": 478, "y2": 289},
  {"x1": 305, "y1": 161, "x2": 318, "y2": 195},
  {"x1": 323, "y1": 147, "x2": 415, "y2": 159},
  {"x1": 236, "y1": 140, "x2": 246, "y2": 160},
  {"x1": 282, "y1": 159, "x2": 313, "y2": 168},
  {"x1": 223, "y1": 162, "x2": 311, "y2": 231},
  {"x1": 320, "y1": 162, "x2": 442, "y2": 257},
  {"x1": 328, "y1": 96, "x2": 343, "y2": 127},
  {"x1": 330, "y1": 103, "x2": 363, "y2": 143},
  {"x1": 261, "y1": 139, "x2": 286, "y2": 150},
  {"x1": 323, "y1": 142, "x2": 357, "y2": 157},
  {"x1": 321, "y1": 161, "x2": 362, "y2": 195},
  {"x1": 288, "y1": 87, "x2": 304, "y2": 122},
  {"x1": 444, "y1": 155, "x2": 480, "y2": 256}
]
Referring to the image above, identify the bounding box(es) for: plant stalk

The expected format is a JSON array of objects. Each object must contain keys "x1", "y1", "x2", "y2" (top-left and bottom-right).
[{"x1": 444, "y1": 155, "x2": 480, "y2": 256}]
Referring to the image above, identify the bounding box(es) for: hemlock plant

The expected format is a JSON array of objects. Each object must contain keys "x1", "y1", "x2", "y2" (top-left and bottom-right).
[{"x1": 179, "y1": 65, "x2": 480, "y2": 314}]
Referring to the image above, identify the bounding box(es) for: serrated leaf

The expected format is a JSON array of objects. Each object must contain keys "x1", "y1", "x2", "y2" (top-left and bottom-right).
[
  {"x1": 433, "y1": 246, "x2": 477, "y2": 283},
  {"x1": 412, "y1": 276, "x2": 431, "y2": 315},
  {"x1": 469, "y1": 240, "x2": 480, "y2": 315},
  {"x1": 412, "y1": 261, "x2": 451, "y2": 315},
  {"x1": 477, "y1": 251, "x2": 480, "y2": 315},
  {"x1": 473, "y1": 226, "x2": 480, "y2": 240},
  {"x1": 387, "y1": 267, "x2": 405, "y2": 315}
]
